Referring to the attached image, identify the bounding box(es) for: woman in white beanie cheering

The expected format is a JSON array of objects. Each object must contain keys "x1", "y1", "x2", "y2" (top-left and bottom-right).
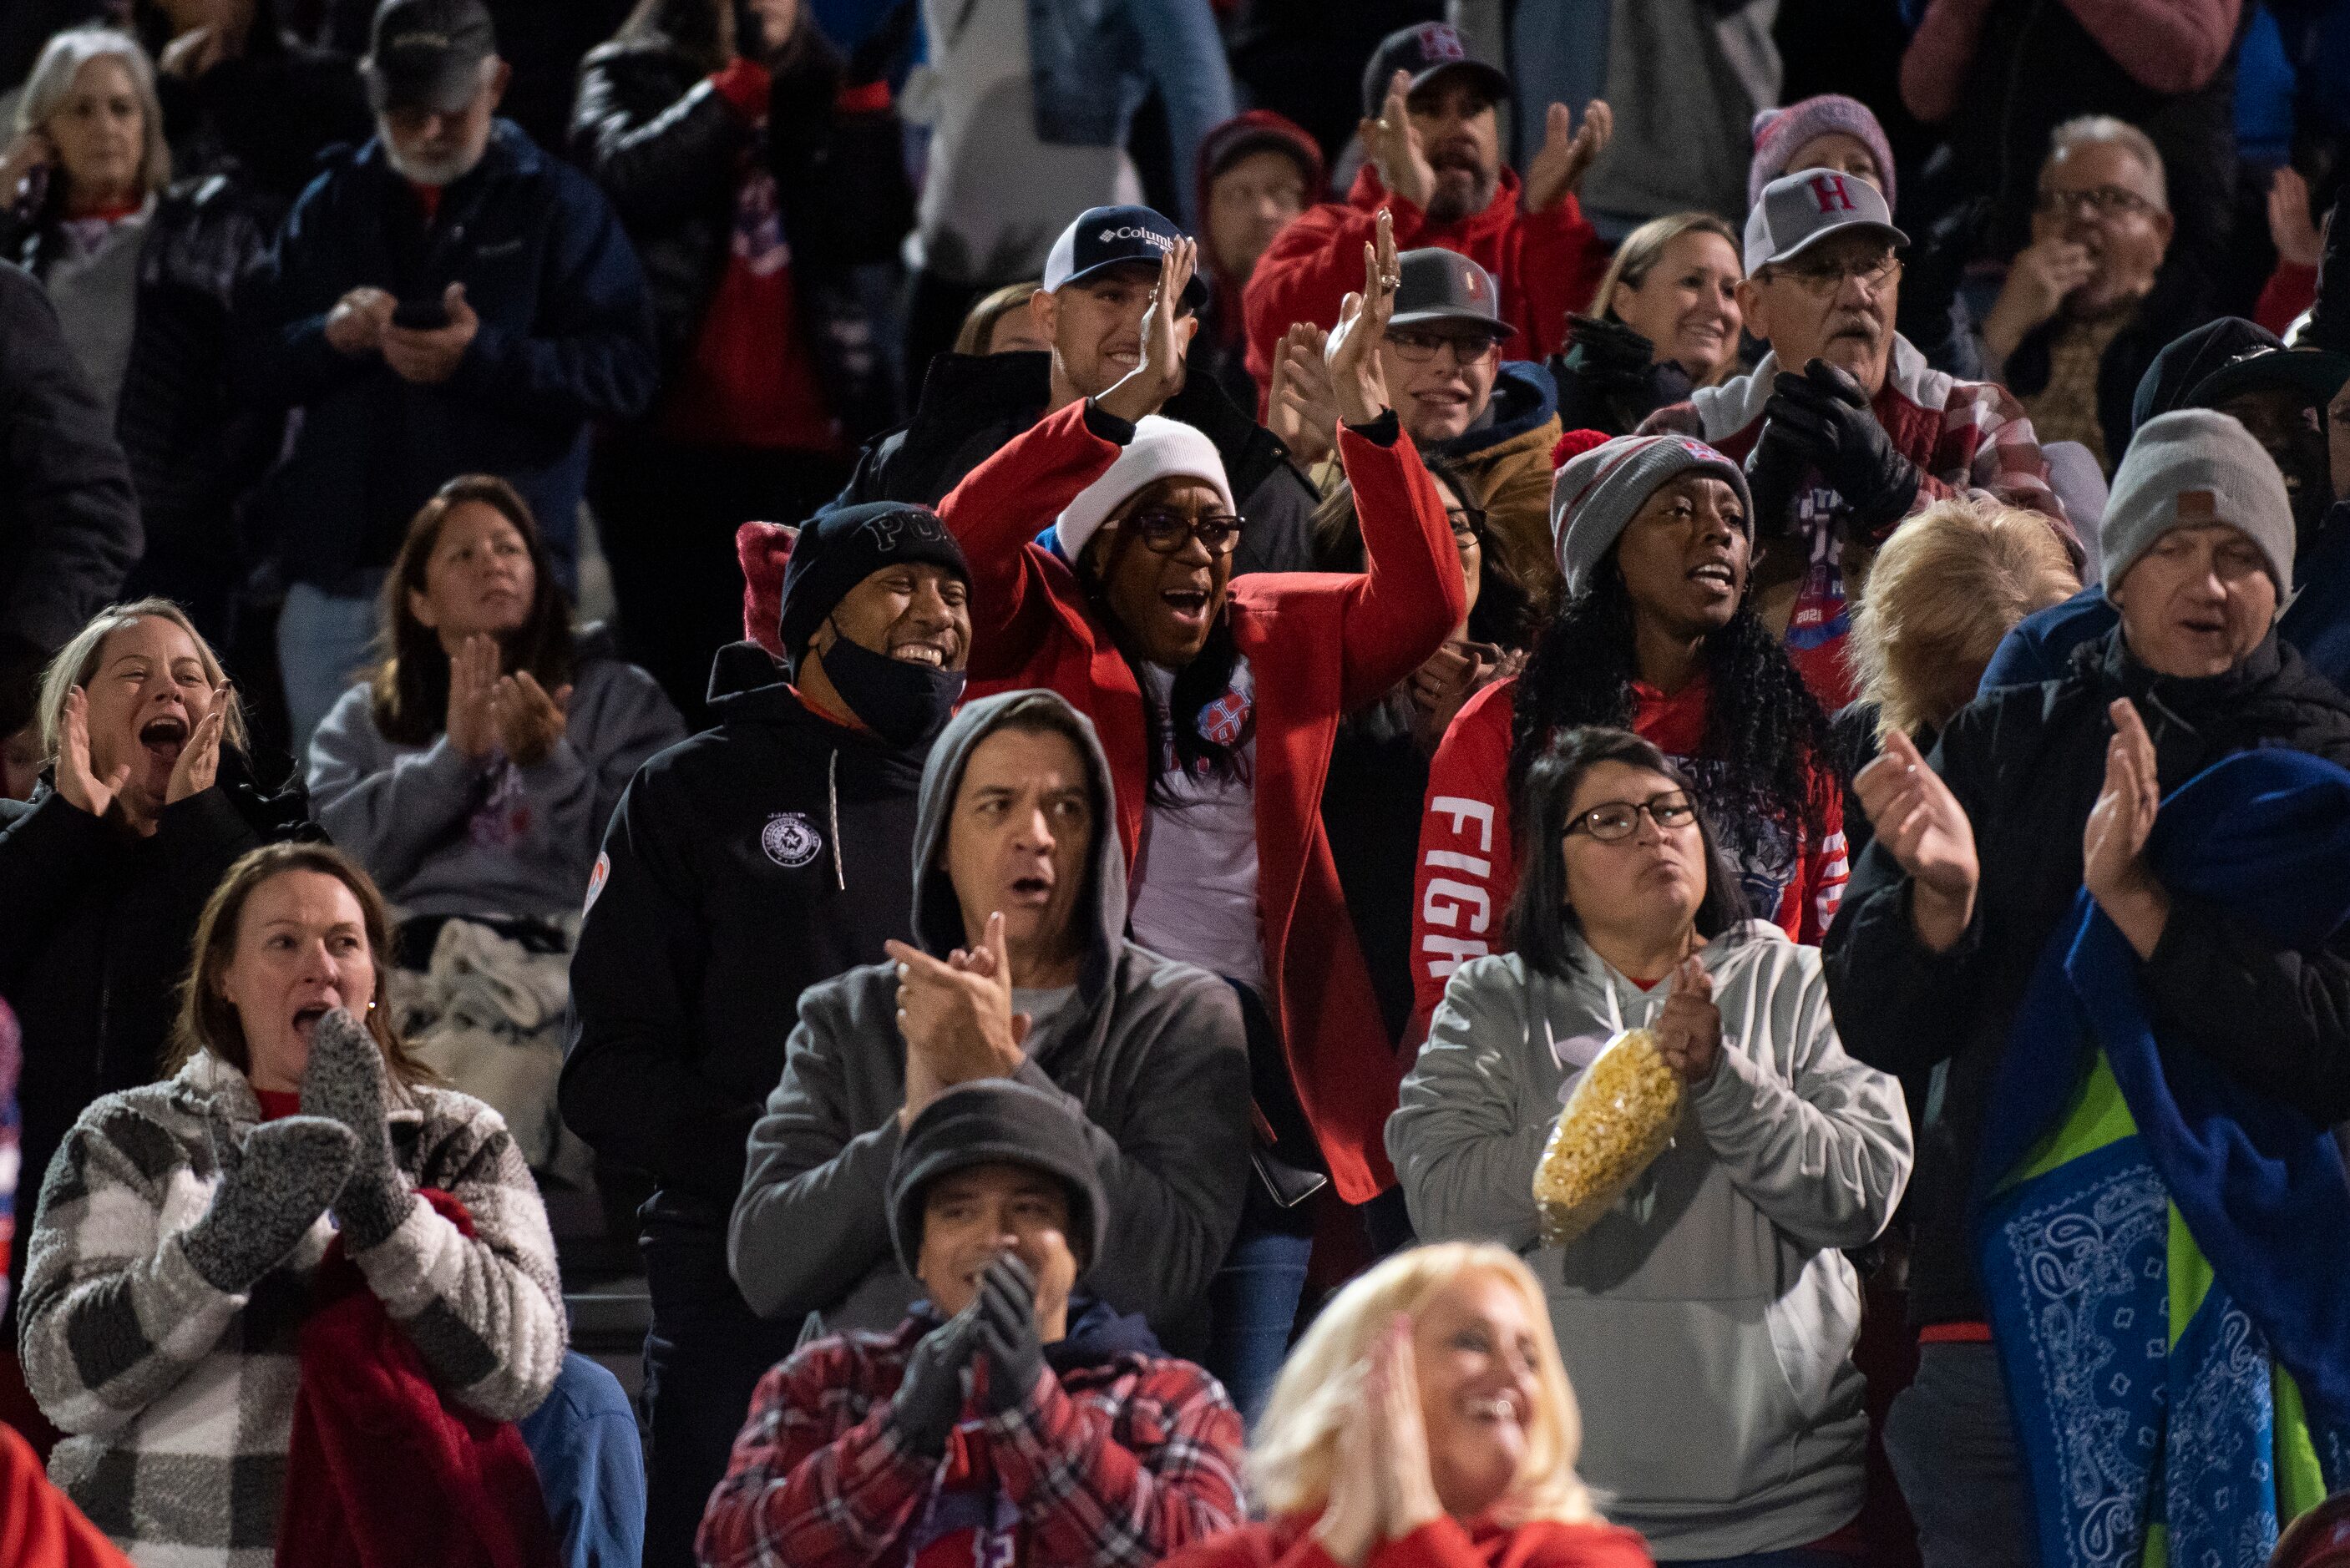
[{"x1": 932, "y1": 212, "x2": 1461, "y2": 1421}]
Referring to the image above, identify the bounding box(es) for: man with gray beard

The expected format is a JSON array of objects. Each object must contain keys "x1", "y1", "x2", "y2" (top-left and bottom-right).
[{"x1": 235, "y1": 0, "x2": 656, "y2": 750}]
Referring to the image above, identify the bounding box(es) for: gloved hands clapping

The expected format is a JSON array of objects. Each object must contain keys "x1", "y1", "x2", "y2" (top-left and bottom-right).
[
  {"x1": 975, "y1": 1252, "x2": 1047, "y2": 1414},
  {"x1": 1760, "y1": 358, "x2": 1922, "y2": 530},
  {"x1": 889, "y1": 1303, "x2": 980, "y2": 1455},
  {"x1": 181, "y1": 1115, "x2": 357, "y2": 1293},
  {"x1": 299, "y1": 1008, "x2": 415, "y2": 1252}
]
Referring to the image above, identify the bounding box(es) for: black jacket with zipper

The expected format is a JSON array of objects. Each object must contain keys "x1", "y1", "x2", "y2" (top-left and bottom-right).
[
  {"x1": 1824, "y1": 627, "x2": 2350, "y2": 1328},
  {"x1": 559, "y1": 641, "x2": 927, "y2": 1227}
]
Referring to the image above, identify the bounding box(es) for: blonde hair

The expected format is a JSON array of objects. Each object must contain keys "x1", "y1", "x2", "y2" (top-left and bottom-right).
[
  {"x1": 36, "y1": 599, "x2": 249, "y2": 766},
  {"x1": 1850, "y1": 495, "x2": 2080, "y2": 738},
  {"x1": 1590, "y1": 213, "x2": 1743, "y2": 386},
  {"x1": 1248, "y1": 1243, "x2": 1598, "y2": 1525},
  {"x1": 955, "y1": 281, "x2": 1046, "y2": 356},
  {"x1": 16, "y1": 28, "x2": 172, "y2": 197}
]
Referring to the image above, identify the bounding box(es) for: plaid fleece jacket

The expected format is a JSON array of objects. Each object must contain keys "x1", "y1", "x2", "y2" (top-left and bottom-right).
[
  {"x1": 696, "y1": 1311, "x2": 1245, "y2": 1568},
  {"x1": 18, "y1": 1050, "x2": 566, "y2": 1566}
]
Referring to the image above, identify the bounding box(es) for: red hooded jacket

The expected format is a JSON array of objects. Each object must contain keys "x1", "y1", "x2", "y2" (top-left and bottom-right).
[
  {"x1": 937, "y1": 402, "x2": 1465, "y2": 1201},
  {"x1": 1194, "y1": 112, "x2": 1327, "y2": 368}
]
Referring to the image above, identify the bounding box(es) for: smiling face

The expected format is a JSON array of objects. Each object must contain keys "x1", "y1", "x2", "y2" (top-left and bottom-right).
[
  {"x1": 1739, "y1": 230, "x2": 1901, "y2": 395},
  {"x1": 407, "y1": 499, "x2": 536, "y2": 652},
  {"x1": 1084, "y1": 478, "x2": 1235, "y2": 667},
  {"x1": 1558, "y1": 760, "x2": 1709, "y2": 951},
  {"x1": 943, "y1": 725, "x2": 1096, "y2": 969},
  {"x1": 1612, "y1": 473, "x2": 1749, "y2": 645},
  {"x1": 1784, "y1": 130, "x2": 1883, "y2": 193},
  {"x1": 1411, "y1": 1268, "x2": 1544, "y2": 1520},
  {"x1": 2034, "y1": 138, "x2": 2171, "y2": 319},
  {"x1": 1610, "y1": 230, "x2": 1743, "y2": 382},
  {"x1": 2110, "y1": 522, "x2": 2278, "y2": 677},
  {"x1": 1405, "y1": 75, "x2": 1502, "y2": 225},
  {"x1": 215, "y1": 867, "x2": 377, "y2": 1095},
  {"x1": 915, "y1": 1161, "x2": 1078, "y2": 1325},
  {"x1": 46, "y1": 54, "x2": 147, "y2": 209},
  {"x1": 1379, "y1": 326, "x2": 1503, "y2": 445},
  {"x1": 80, "y1": 615, "x2": 217, "y2": 825},
  {"x1": 1208, "y1": 147, "x2": 1309, "y2": 282},
  {"x1": 813, "y1": 561, "x2": 972, "y2": 684},
  {"x1": 2213, "y1": 387, "x2": 2332, "y2": 547},
  {"x1": 1032, "y1": 262, "x2": 1166, "y2": 402}
]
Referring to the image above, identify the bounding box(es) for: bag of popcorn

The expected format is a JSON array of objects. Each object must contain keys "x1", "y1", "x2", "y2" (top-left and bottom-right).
[{"x1": 1532, "y1": 1027, "x2": 1684, "y2": 1246}]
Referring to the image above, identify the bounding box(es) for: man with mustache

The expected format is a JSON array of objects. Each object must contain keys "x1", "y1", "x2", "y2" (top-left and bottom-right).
[
  {"x1": 1643, "y1": 169, "x2": 2077, "y2": 708},
  {"x1": 1242, "y1": 23, "x2": 1613, "y2": 404}
]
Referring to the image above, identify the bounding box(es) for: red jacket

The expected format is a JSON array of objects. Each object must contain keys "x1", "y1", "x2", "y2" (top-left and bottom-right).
[
  {"x1": 1241, "y1": 166, "x2": 1610, "y2": 404},
  {"x1": 938, "y1": 402, "x2": 1465, "y2": 1201},
  {"x1": 696, "y1": 1312, "x2": 1245, "y2": 1568},
  {"x1": 1405, "y1": 674, "x2": 1848, "y2": 1046},
  {"x1": 1158, "y1": 1512, "x2": 1654, "y2": 1568},
  {"x1": 0, "y1": 1424, "x2": 129, "y2": 1568}
]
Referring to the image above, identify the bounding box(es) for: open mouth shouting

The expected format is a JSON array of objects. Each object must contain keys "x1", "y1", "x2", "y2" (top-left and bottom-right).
[
  {"x1": 291, "y1": 1002, "x2": 335, "y2": 1043},
  {"x1": 1161, "y1": 587, "x2": 1212, "y2": 630},
  {"x1": 139, "y1": 714, "x2": 190, "y2": 771}
]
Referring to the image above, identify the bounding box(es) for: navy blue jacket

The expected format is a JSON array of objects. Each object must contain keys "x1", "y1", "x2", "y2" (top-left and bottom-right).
[{"x1": 236, "y1": 120, "x2": 656, "y2": 594}]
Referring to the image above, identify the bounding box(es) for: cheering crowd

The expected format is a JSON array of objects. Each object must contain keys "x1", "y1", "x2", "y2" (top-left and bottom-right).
[{"x1": 3, "y1": 0, "x2": 2350, "y2": 1564}]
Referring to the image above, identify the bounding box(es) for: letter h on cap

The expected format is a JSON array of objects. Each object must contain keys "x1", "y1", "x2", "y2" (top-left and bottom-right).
[{"x1": 1808, "y1": 174, "x2": 1858, "y2": 215}]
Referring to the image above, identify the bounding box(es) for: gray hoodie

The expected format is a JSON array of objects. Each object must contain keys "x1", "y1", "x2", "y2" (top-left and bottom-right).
[
  {"x1": 1388, "y1": 922, "x2": 1911, "y2": 1560},
  {"x1": 729, "y1": 689, "x2": 1251, "y2": 1338}
]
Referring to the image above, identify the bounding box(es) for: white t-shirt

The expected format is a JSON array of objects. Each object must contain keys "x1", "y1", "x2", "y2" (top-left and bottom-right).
[{"x1": 1126, "y1": 664, "x2": 1267, "y2": 994}]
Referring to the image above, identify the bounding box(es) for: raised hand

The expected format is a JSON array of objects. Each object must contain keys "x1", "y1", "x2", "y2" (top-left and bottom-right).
[
  {"x1": 56, "y1": 686, "x2": 130, "y2": 818},
  {"x1": 887, "y1": 912, "x2": 1026, "y2": 1125},
  {"x1": 888, "y1": 1303, "x2": 980, "y2": 1455},
  {"x1": 165, "y1": 684, "x2": 230, "y2": 805},
  {"x1": 1764, "y1": 359, "x2": 1922, "y2": 529},
  {"x1": 300, "y1": 1008, "x2": 415, "y2": 1252},
  {"x1": 1095, "y1": 239, "x2": 1198, "y2": 425},
  {"x1": 445, "y1": 634, "x2": 499, "y2": 760},
  {"x1": 2271, "y1": 166, "x2": 2323, "y2": 271},
  {"x1": 1326, "y1": 210, "x2": 1399, "y2": 427},
  {"x1": 974, "y1": 1252, "x2": 1047, "y2": 1412},
  {"x1": 1982, "y1": 237, "x2": 2096, "y2": 363},
  {"x1": 1370, "y1": 1314, "x2": 1444, "y2": 1540},
  {"x1": 1313, "y1": 1363, "x2": 1385, "y2": 1566},
  {"x1": 1267, "y1": 321, "x2": 1339, "y2": 465},
  {"x1": 1407, "y1": 640, "x2": 1492, "y2": 755},
  {"x1": 1651, "y1": 956, "x2": 1721, "y2": 1085},
  {"x1": 1852, "y1": 728, "x2": 1979, "y2": 952},
  {"x1": 1358, "y1": 71, "x2": 1436, "y2": 213},
  {"x1": 180, "y1": 1115, "x2": 358, "y2": 1293},
  {"x1": 2084, "y1": 698, "x2": 2169, "y2": 958},
  {"x1": 1522, "y1": 99, "x2": 1613, "y2": 214},
  {"x1": 492, "y1": 670, "x2": 570, "y2": 769}
]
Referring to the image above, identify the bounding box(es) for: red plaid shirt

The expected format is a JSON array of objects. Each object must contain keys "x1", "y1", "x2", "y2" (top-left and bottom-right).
[{"x1": 696, "y1": 1314, "x2": 1246, "y2": 1568}]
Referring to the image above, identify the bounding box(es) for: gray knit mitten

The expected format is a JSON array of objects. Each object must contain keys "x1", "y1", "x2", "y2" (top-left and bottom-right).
[
  {"x1": 182, "y1": 1116, "x2": 358, "y2": 1293},
  {"x1": 299, "y1": 1009, "x2": 416, "y2": 1252}
]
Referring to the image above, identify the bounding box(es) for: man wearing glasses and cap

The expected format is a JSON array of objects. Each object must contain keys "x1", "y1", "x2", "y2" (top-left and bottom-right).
[
  {"x1": 1243, "y1": 23, "x2": 1613, "y2": 406},
  {"x1": 1643, "y1": 168, "x2": 2077, "y2": 708},
  {"x1": 238, "y1": 0, "x2": 656, "y2": 751}
]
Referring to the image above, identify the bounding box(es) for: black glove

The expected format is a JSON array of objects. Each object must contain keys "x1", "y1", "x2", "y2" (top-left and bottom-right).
[
  {"x1": 1763, "y1": 359, "x2": 1922, "y2": 530},
  {"x1": 889, "y1": 1305, "x2": 980, "y2": 1456},
  {"x1": 1562, "y1": 314, "x2": 1655, "y2": 388},
  {"x1": 974, "y1": 1254, "x2": 1046, "y2": 1414}
]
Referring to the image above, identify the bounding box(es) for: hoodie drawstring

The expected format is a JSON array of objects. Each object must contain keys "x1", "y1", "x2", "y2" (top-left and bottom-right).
[{"x1": 828, "y1": 747, "x2": 844, "y2": 892}]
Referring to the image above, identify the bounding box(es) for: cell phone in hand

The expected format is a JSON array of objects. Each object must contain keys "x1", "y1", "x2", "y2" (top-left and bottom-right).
[{"x1": 392, "y1": 296, "x2": 449, "y2": 331}]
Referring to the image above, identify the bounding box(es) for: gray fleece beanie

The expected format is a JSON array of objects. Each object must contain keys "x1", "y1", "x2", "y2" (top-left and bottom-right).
[
  {"x1": 2101, "y1": 408, "x2": 2295, "y2": 598},
  {"x1": 1551, "y1": 433, "x2": 1754, "y2": 599},
  {"x1": 889, "y1": 1079, "x2": 1107, "y2": 1282}
]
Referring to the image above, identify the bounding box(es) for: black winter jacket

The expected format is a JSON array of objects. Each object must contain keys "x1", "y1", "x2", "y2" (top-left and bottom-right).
[
  {"x1": 833, "y1": 350, "x2": 1322, "y2": 574},
  {"x1": 0, "y1": 754, "x2": 315, "y2": 1315},
  {"x1": 571, "y1": 28, "x2": 913, "y2": 442},
  {"x1": 558, "y1": 643, "x2": 927, "y2": 1227},
  {"x1": 1999, "y1": 255, "x2": 2212, "y2": 470},
  {"x1": 1824, "y1": 628, "x2": 2350, "y2": 1327}
]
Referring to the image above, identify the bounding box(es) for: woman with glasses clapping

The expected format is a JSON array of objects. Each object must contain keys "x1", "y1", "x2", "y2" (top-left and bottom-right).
[{"x1": 934, "y1": 211, "x2": 1463, "y2": 1421}]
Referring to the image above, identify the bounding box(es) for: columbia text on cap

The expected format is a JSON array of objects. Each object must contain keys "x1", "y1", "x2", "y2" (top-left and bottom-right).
[{"x1": 1042, "y1": 205, "x2": 1210, "y2": 314}]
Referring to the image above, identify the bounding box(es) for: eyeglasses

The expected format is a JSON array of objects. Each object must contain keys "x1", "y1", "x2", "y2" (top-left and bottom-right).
[
  {"x1": 1122, "y1": 509, "x2": 1245, "y2": 557},
  {"x1": 1564, "y1": 792, "x2": 1699, "y2": 842},
  {"x1": 1446, "y1": 505, "x2": 1487, "y2": 545},
  {"x1": 2036, "y1": 185, "x2": 2155, "y2": 220},
  {"x1": 1767, "y1": 253, "x2": 1902, "y2": 296},
  {"x1": 1385, "y1": 329, "x2": 1503, "y2": 366}
]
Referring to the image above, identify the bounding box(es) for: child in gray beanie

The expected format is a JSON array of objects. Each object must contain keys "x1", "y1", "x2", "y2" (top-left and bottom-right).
[{"x1": 2102, "y1": 409, "x2": 2297, "y2": 599}]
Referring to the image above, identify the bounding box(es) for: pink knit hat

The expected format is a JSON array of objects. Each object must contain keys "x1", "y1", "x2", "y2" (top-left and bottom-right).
[{"x1": 1748, "y1": 94, "x2": 1897, "y2": 214}]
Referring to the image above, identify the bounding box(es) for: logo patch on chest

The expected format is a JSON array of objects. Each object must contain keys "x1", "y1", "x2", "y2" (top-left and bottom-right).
[{"x1": 762, "y1": 812, "x2": 823, "y2": 868}]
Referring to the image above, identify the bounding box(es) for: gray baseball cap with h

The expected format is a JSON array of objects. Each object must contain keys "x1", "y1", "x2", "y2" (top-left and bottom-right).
[
  {"x1": 1744, "y1": 169, "x2": 1908, "y2": 276},
  {"x1": 365, "y1": 0, "x2": 497, "y2": 115}
]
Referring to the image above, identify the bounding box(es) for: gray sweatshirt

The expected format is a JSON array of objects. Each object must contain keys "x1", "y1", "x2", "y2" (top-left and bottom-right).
[
  {"x1": 729, "y1": 690, "x2": 1252, "y2": 1339},
  {"x1": 1388, "y1": 923, "x2": 1911, "y2": 1560},
  {"x1": 306, "y1": 635, "x2": 685, "y2": 920}
]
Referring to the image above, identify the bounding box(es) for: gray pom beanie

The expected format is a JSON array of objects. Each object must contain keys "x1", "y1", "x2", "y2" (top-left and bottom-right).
[
  {"x1": 1550, "y1": 433, "x2": 1754, "y2": 599},
  {"x1": 2101, "y1": 408, "x2": 2295, "y2": 599}
]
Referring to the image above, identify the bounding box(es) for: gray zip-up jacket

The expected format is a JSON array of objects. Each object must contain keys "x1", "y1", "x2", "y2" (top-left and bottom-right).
[
  {"x1": 729, "y1": 689, "x2": 1251, "y2": 1339},
  {"x1": 1388, "y1": 923, "x2": 1911, "y2": 1560}
]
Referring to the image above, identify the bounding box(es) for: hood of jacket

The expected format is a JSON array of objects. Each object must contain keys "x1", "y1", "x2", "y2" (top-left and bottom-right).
[
  {"x1": 909, "y1": 690, "x2": 1129, "y2": 992},
  {"x1": 1194, "y1": 109, "x2": 1326, "y2": 351},
  {"x1": 1441, "y1": 360, "x2": 1562, "y2": 463}
]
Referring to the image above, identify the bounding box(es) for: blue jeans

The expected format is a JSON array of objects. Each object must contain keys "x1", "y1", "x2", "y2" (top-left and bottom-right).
[
  {"x1": 277, "y1": 581, "x2": 383, "y2": 756},
  {"x1": 1883, "y1": 1343, "x2": 2034, "y2": 1568},
  {"x1": 1203, "y1": 1183, "x2": 1314, "y2": 1428}
]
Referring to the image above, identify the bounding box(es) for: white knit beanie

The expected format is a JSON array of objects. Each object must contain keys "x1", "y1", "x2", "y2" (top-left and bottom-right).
[{"x1": 1052, "y1": 417, "x2": 1235, "y2": 563}]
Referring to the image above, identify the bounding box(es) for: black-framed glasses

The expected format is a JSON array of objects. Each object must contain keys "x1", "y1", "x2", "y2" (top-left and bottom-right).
[
  {"x1": 1564, "y1": 792, "x2": 1699, "y2": 842},
  {"x1": 1385, "y1": 328, "x2": 1504, "y2": 366},
  {"x1": 1124, "y1": 508, "x2": 1245, "y2": 557},
  {"x1": 1446, "y1": 505, "x2": 1488, "y2": 546},
  {"x1": 1770, "y1": 252, "x2": 1902, "y2": 296},
  {"x1": 2035, "y1": 185, "x2": 2155, "y2": 221}
]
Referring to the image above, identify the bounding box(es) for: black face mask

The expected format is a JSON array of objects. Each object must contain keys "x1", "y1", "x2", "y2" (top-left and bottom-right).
[{"x1": 814, "y1": 622, "x2": 965, "y2": 748}]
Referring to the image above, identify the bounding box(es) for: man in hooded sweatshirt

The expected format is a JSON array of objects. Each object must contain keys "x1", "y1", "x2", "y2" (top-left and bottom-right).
[
  {"x1": 698, "y1": 1077, "x2": 1246, "y2": 1568},
  {"x1": 558, "y1": 498, "x2": 973, "y2": 1568},
  {"x1": 728, "y1": 687, "x2": 1251, "y2": 1347}
]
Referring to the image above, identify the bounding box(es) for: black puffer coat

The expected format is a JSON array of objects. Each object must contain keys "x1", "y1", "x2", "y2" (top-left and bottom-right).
[
  {"x1": 1825, "y1": 627, "x2": 2350, "y2": 1328},
  {"x1": 571, "y1": 26, "x2": 913, "y2": 440}
]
